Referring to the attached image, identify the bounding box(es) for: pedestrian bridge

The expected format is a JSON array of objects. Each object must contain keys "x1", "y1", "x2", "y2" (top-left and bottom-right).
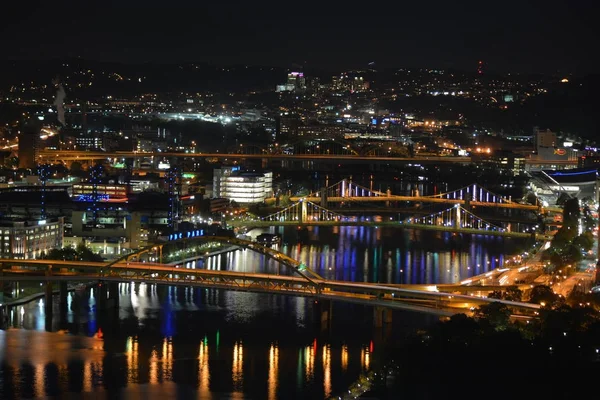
[{"x1": 0, "y1": 236, "x2": 540, "y2": 318}]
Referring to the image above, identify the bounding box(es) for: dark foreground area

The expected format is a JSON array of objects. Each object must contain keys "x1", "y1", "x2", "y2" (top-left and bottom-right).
[{"x1": 368, "y1": 301, "x2": 600, "y2": 400}]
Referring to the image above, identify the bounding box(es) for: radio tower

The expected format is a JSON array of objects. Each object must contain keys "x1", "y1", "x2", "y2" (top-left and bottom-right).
[{"x1": 477, "y1": 60, "x2": 484, "y2": 75}]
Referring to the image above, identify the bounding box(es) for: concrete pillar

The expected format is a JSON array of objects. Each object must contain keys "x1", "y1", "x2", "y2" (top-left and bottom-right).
[
  {"x1": 373, "y1": 306, "x2": 393, "y2": 328},
  {"x1": 313, "y1": 299, "x2": 331, "y2": 331},
  {"x1": 464, "y1": 196, "x2": 471, "y2": 211},
  {"x1": 386, "y1": 188, "x2": 392, "y2": 207}
]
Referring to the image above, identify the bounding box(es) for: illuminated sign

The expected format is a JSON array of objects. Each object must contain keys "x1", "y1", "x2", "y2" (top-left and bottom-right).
[
  {"x1": 75, "y1": 194, "x2": 110, "y2": 202},
  {"x1": 553, "y1": 148, "x2": 567, "y2": 156},
  {"x1": 168, "y1": 229, "x2": 205, "y2": 241}
]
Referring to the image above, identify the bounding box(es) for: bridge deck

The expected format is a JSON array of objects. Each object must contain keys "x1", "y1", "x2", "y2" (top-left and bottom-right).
[{"x1": 0, "y1": 259, "x2": 540, "y2": 317}]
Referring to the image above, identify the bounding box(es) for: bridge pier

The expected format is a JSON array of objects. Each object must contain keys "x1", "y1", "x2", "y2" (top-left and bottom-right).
[
  {"x1": 107, "y1": 282, "x2": 120, "y2": 309},
  {"x1": 45, "y1": 280, "x2": 53, "y2": 316},
  {"x1": 373, "y1": 306, "x2": 393, "y2": 328},
  {"x1": 96, "y1": 282, "x2": 108, "y2": 310},
  {"x1": 59, "y1": 281, "x2": 68, "y2": 307},
  {"x1": 313, "y1": 299, "x2": 332, "y2": 331}
]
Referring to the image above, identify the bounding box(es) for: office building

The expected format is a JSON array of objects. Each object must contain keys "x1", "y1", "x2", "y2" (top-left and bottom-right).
[
  {"x1": 213, "y1": 167, "x2": 273, "y2": 204},
  {"x1": 276, "y1": 114, "x2": 301, "y2": 140},
  {"x1": 75, "y1": 136, "x2": 104, "y2": 150},
  {"x1": 1, "y1": 217, "x2": 64, "y2": 259},
  {"x1": 534, "y1": 128, "x2": 557, "y2": 151},
  {"x1": 276, "y1": 72, "x2": 306, "y2": 92}
]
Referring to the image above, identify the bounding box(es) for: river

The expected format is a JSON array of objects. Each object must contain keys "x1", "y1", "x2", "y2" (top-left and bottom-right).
[
  {"x1": 204, "y1": 226, "x2": 521, "y2": 284},
  {"x1": 0, "y1": 226, "x2": 523, "y2": 399}
]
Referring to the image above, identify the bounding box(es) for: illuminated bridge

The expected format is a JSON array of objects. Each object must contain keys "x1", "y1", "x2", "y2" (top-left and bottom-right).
[
  {"x1": 289, "y1": 179, "x2": 561, "y2": 213},
  {"x1": 0, "y1": 236, "x2": 540, "y2": 319},
  {"x1": 228, "y1": 197, "x2": 553, "y2": 240}
]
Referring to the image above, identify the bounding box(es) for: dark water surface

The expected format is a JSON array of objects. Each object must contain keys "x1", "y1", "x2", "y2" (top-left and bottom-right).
[{"x1": 1, "y1": 227, "x2": 521, "y2": 399}]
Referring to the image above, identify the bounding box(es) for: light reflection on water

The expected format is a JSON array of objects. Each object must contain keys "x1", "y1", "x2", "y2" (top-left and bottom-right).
[
  {"x1": 201, "y1": 226, "x2": 514, "y2": 284},
  {"x1": 1, "y1": 283, "x2": 429, "y2": 399},
  {"x1": 0, "y1": 226, "x2": 516, "y2": 398}
]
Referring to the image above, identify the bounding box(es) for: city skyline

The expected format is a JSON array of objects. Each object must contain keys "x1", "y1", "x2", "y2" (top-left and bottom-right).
[{"x1": 1, "y1": 0, "x2": 597, "y2": 74}]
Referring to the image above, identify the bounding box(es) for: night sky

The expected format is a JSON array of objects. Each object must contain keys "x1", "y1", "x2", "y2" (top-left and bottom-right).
[{"x1": 1, "y1": 0, "x2": 597, "y2": 73}]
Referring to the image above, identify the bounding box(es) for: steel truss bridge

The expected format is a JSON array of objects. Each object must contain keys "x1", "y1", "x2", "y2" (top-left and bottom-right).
[
  {"x1": 289, "y1": 179, "x2": 561, "y2": 213},
  {"x1": 0, "y1": 236, "x2": 540, "y2": 317}
]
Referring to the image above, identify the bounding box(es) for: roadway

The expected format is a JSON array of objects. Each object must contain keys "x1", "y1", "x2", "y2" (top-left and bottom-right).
[
  {"x1": 288, "y1": 195, "x2": 561, "y2": 213},
  {"x1": 37, "y1": 150, "x2": 578, "y2": 168},
  {"x1": 39, "y1": 150, "x2": 472, "y2": 164},
  {"x1": 0, "y1": 258, "x2": 540, "y2": 317}
]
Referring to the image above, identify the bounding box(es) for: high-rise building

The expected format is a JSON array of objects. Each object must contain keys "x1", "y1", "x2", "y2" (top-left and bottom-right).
[
  {"x1": 287, "y1": 72, "x2": 305, "y2": 91},
  {"x1": 534, "y1": 128, "x2": 557, "y2": 151},
  {"x1": 332, "y1": 72, "x2": 368, "y2": 92},
  {"x1": 276, "y1": 114, "x2": 300, "y2": 141},
  {"x1": 18, "y1": 120, "x2": 41, "y2": 169},
  {"x1": 276, "y1": 71, "x2": 306, "y2": 92}
]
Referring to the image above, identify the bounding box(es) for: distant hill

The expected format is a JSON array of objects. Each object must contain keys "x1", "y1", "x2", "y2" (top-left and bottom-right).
[{"x1": 0, "y1": 58, "x2": 286, "y2": 96}]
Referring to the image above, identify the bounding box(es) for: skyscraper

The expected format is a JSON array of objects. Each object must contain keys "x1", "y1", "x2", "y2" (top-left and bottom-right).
[{"x1": 18, "y1": 120, "x2": 41, "y2": 169}]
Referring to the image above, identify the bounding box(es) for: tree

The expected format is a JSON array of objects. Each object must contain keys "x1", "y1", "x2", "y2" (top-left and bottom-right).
[
  {"x1": 504, "y1": 286, "x2": 523, "y2": 302},
  {"x1": 488, "y1": 291, "x2": 503, "y2": 300},
  {"x1": 582, "y1": 205, "x2": 596, "y2": 231},
  {"x1": 529, "y1": 285, "x2": 558, "y2": 307},
  {"x1": 474, "y1": 302, "x2": 511, "y2": 330},
  {"x1": 573, "y1": 232, "x2": 594, "y2": 252},
  {"x1": 562, "y1": 198, "x2": 580, "y2": 230},
  {"x1": 487, "y1": 287, "x2": 522, "y2": 302},
  {"x1": 556, "y1": 192, "x2": 571, "y2": 206},
  {"x1": 76, "y1": 243, "x2": 104, "y2": 262}
]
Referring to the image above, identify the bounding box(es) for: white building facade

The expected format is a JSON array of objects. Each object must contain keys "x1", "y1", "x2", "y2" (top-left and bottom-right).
[{"x1": 213, "y1": 167, "x2": 273, "y2": 204}]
